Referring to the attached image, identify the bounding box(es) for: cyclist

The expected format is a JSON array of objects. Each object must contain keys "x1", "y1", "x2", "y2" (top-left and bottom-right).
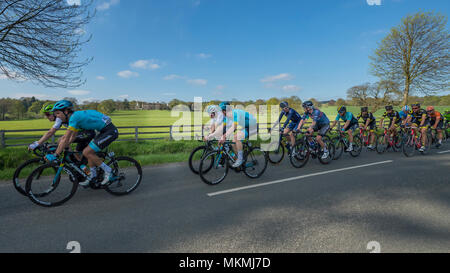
[
  {"x1": 426, "y1": 106, "x2": 444, "y2": 148},
  {"x1": 405, "y1": 103, "x2": 429, "y2": 152},
  {"x1": 204, "y1": 105, "x2": 224, "y2": 141},
  {"x1": 379, "y1": 105, "x2": 401, "y2": 141},
  {"x1": 270, "y1": 101, "x2": 303, "y2": 153},
  {"x1": 46, "y1": 100, "x2": 119, "y2": 186},
  {"x1": 399, "y1": 105, "x2": 411, "y2": 123},
  {"x1": 296, "y1": 101, "x2": 330, "y2": 159},
  {"x1": 357, "y1": 107, "x2": 376, "y2": 150},
  {"x1": 218, "y1": 102, "x2": 257, "y2": 168},
  {"x1": 28, "y1": 104, "x2": 95, "y2": 161},
  {"x1": 330, "y1": 106, "x2": 359, "y2": 152}
]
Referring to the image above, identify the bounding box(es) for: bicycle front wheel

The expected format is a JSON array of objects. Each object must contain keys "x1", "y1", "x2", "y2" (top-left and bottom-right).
[
  {"x1": 13, "y1": 158, "x2": 47, "y2": 196},
  {"x1": 188, "y1": 145, "x2": 211, "y2": 174},
  {"x1": 318, "y1": 139, "x2": 334, "y2": 165},
  {"x1": 402, "y1": 135, "x2": 416, "y2": 157},
  {"x1": 376, "y1": 134, "x2": 388, "y2": 154},
  {"x1": 350, "y1": 136, "x2": 362, "y2": 157},
  {"x1": 25, "y1": 162, "x2": 78, "y2": 207},
  {"x1": 331, "y1": 137, "x2": 344, "y2": 160},
  {"x1": 244, "y1": 147, "x2": 268, "y2": 179},
  {"x1": 267, "y1": 142, "x2": 285, "y2": 164},
  {"x1": 199, "y1": 151, "x2": 229, "y2": 185},
  {"x1": 105, "y1": 156, "x2": 143, "y2": 196},
  {"x1": 290, "y1": 139, "x2": 309, "y2": 168}
]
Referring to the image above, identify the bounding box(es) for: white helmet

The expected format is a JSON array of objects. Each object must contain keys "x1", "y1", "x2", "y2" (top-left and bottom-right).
[{"x1": 206, "y1": 105, "x2": 220, "y2": 114}]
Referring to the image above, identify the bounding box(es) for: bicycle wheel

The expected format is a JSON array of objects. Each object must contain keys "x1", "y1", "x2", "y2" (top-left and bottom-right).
[
  {"x1": 267, "y1": 142, "x2": 285, "y2": 164},
  {"x1": 318, "y1": 139, "x2": 335, "y2": 165},
  {"x1": 244, "y1": 147, "x2": 268, "y2": 179},
  {"x1": 290, "y1": 139, "x2": 309, "y2": 168},
  {"x1": 25, "y1": 162, "x2": 78, "y2": 207},
  {"x1": 199, "y1": 150, "x2": 229, "y2": 185},
  {"x1": 331, "y1": 137, "x2": 343, "y2": 160},
  {"x1": 402, "y1": 135, "x2": 416, "y2": 157},
  {"x1": 188, "y1": 145, "x2": 212, "y2": 174},
  {"x1": 350, "y1": 136, "x2": 362, "y2": 157},
  {"x1": 13, "y1": 158, "x2": 47, "y2": 196},
  {"x1": 376, "y1": 134, "x2": 388, "y2": 154},
  {"x1": 105, "y1": 156, "x2": 143, "y2": 196}
]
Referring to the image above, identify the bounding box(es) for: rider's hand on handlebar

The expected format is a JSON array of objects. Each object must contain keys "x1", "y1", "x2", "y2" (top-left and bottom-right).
[{"x1": 28, "y1": 141, "x2": 40, "y2": 151}]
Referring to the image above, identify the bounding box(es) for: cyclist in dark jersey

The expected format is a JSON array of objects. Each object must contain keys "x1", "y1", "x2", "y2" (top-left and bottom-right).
[
  {"x1": 271, "y1": 101, "x2": 303, "y2": 151},
  {"x1": 426, "y1": 106, "x2": 444, "y2": 148},
  {"x1": 405, "y1": 103, "x2": 429, "y2": 152},
  {"x1": 330, "y1": 106, "x2": 359, "y2": 152},
  {"x1": 379, "y1": 105, "x2": 401, "y2": 140},
  {"x1": 357, "y1": 107, "x2": 376, "y2": 150}
]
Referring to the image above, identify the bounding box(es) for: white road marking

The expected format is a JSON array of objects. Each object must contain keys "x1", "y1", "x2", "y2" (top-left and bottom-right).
[
  {"x1": 437, "y1": 150, "x2": 450, "y2": 154},
  {"x1": 207, "y1": 160, "x2": 394, "y2": 197}
]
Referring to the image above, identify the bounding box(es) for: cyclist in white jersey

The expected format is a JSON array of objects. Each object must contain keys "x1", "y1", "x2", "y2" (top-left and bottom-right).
[{"x1": 204, "y1": 105, "x2": 224, "y2": 141}]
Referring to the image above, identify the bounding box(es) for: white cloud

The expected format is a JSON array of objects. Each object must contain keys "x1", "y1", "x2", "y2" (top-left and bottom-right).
[
  {"x1": 118, "y1": 70, "x2": 139, "y2": 79},
  {"x1": 118, "y1": 94, "x2": 129, "y2": 99},
  {"x1": 130, "y1": 59, "x2": 161, "y2": 70},
  {"x1": 282, "y1": 85, "x2": 301, "y2": 92},
  {"x1": 196, "y1": 53, "x2": 212, "y2": 59},
  {"x1": 68, "y1": 90, "x2": 91, "y2": 96},
  {"x1": 260, "y1": 73, "x2": 293, "y2": 83},
  {"x1": 97, "y1": 0, "x2": 120, "y2": 11},
  {"x1": 366, "y1": 0, "x2": 381, "y2": 5},
  {"x1": 187, "y1": 79, "x2": 207, "y2": 86},
  {"x1": 96, "y1": 76, "x2": 106, "y2": 80},
  {"x1": 67, "y1": 0, "x2": 81, "y2": 6},
  {"x1": 163, "y1": 74, "x2": 185, "y2": 80}
]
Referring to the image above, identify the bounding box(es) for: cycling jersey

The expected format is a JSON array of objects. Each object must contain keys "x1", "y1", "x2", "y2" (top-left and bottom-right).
[
  {"x1": 399, "y1": 110, "x2": 410, "y2": 120},
  {"x1": 357, "y1": 112, "x2": 376, "y2": 125},
  {"x1": 303, "y1": 109, "x2": 330, "y2": 126},
  {"x1": 68, "y1": 110, "x2": 112, "y2": 132},
  {"x1": 335, "y1": 112, "x2": 358, "y2": 126},
  {"x1": 409, "y1": 109, "x2": 428, "y2": 125},
  {"x1": 382, "y1": 111, "x2": 401, "y2": 125},
  {"x1": 210, "y1": 111, "x2": 224, "y2": 127},
  {"x1": 223, "y1": 109, "x2": 257, "y2": 138},
  {"x1": 278, "y1": 108, "x2": 302, "y2": 129},
  {"x1": 428, "y1": 111, "x2": 442, "y2": 122}
]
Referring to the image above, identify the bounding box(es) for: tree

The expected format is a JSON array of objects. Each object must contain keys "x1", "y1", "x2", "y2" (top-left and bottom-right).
[
  {"x1": 0, "y1": 0, "x2": 94, "y2": 88},
  {"x1": 28, "y1": 100, "x2": 44, "y2": 114},
  {"x1": 98, "y1": 99, "x2": 115, "y2": 114},
  {"x1": 347, "y1": 83, "x2": 372, "y2": 106},
  {"x1": 336, "y1": 98, "x2": 346, "y2": 107},
  {"x1": 0, "y1": 98, "x2": 12, "y2": 120},
  {"x1": 370, "y1": 12, "x2": 450, "y2": 105},
  {"x1": 13, "y1": 100, "x2": 26, "y2": 119},
  {"x1": 308, "y1": 98, "x2": 322, "y2": 107}
]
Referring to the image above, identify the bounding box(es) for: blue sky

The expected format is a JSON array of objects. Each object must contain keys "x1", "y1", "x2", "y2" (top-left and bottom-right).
[{"x1": 0, "y1": 0, "x2": 449, "y2": 103}]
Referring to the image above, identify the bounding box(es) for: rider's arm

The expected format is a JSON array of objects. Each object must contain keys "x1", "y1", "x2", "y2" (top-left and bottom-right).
[
  {"x1": 343, "y1": 120, "x2": 350, "y2": 130},
  {"x1": 37, "y1": 127, "x2": 58, "y2": 145},
  {"x1": 55, "y1": 129, "x2": 77, "y2": 156},
  {"x1": 420, "y1": 113, "x2": 427, "y2": 127},
  {"x1": 271, "y1": 112, "x2": 284, "y2": 131}
]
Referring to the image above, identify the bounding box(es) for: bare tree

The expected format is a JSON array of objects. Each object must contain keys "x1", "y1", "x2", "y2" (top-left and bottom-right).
[
  {"x1": 370, "y1": 12, "x2": 450, "y2": 104},
  {"x1": 0, "y1": 0, "x2": 94, "y2": 88},
  {"x1": 346, "y1": 83, "x2": 371, "y2": 106}
]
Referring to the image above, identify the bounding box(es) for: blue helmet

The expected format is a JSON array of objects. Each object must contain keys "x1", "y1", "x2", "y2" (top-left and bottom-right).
[
  {"x1": 402, "y1": 105, "x2": 410, "y2": 112},
  {"x1": 219, "y1": 101, "x2": 230, "y2": 111},
  {"x1": 52, "y1": 100, "x2": 74, "y2": 111}
]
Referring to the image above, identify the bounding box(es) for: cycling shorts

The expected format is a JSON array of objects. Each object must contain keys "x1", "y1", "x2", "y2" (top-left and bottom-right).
[{"x1": 89, "y1": 123, "x2": 119, "y2": 152}]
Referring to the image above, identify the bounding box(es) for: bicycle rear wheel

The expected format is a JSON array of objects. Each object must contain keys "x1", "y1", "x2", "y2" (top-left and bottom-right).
[
  {"x1": 13, "y1": 158, "x2": 47, "y2": 196},
  {"x1": 199, "y1": 151, "x2": 229, "y2": 185},
  {"x1": 290, "y1": 139, "x2": 309, "y2": 168},
  {"x1": 25, "y1": 162, "x2": 78, "y2": 207},
  {"x1": 244, "y1": 147, "x2": 268, "y2": 178},
  {"x1": 105, "y1": 156, "x2": 143, "y2": 196}
]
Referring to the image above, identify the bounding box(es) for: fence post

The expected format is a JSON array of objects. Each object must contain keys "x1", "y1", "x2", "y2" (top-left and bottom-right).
[
  {"x1": 169, "y1": 125, "x2": 173, "y2": 140},
  {"x1": 0, "y1": 130, "x2": 5, "y2": 148},
  {"x1": 135, "y1": 127, "x2": 139, "y2": 143}
]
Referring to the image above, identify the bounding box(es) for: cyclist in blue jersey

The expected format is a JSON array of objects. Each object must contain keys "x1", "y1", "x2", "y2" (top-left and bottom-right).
[
  {"x1": 218, "y1": 102, "x2": 257, "y2": 168},
  {"x1": 330, "y1": 106, "x2": 359, "y2": 152},
  {"x1": 270, "y1": 101, "x2": 302, "y2": 152},
  {"x1": 46, "y1": 100, "x2": 119, "y2": 186},
  {"x1": 296, "y1": 101, "x2": 330, "y2": 159}
]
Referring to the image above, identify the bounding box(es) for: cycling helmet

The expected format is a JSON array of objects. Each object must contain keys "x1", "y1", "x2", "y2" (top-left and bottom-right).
[
  {"x1": 337, "y1": 105, "x2": 346, "y2": 113},
  {"x1": 302, "y1": 101, "x2": 314, "y2": 109},
  {"x1": 52, "y1": 100, "x2": 73, "y2": 111},
  {"x1": 411, "y1": 102, "x2": 421, "y2": 108},
  {"x1": 361, "y1": 107, "x2": 368, "y2": 112},
  {"x1": 41, "y1": 103, "x2": 54, "y2": 114},
  {"x1": 426, "y1": 106, "x2": 435, "y2": 112},
  {"x1": 206, "y1": 105, "x2": 220, "y2": 114},
  {"x1": 279, "y1": 101, "x2": 289, "y2": 108},
  {"x1": 385, "y1": 105, "x2": 393, "y2": 111},
  {"x1": 219, "y1": 101, "x2": 230, "y2": 111},
  {"x1": 402, "y1": 105, "x2": 410, "y2": 112}
]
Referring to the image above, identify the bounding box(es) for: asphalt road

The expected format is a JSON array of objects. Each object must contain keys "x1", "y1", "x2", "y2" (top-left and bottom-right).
[{"x1": 0, "y1": 143, "x2": 449, "y2": 253}]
